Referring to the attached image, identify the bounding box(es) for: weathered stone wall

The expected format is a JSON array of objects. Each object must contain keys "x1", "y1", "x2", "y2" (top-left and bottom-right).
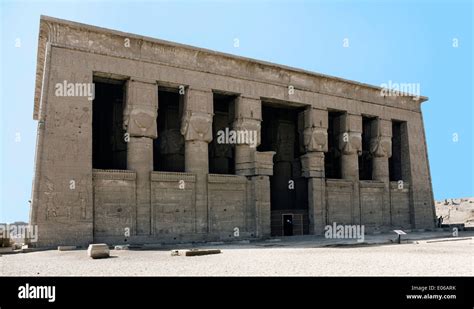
[
  {"x1": 93, "y1": 170, "x2": 136, "y2": 238},
  {"x1": 31, "y1": 42, "x2": 94, "y2": 247},
  {"x1": 151, "y1": 172, "x2": 196, "y2": 240},
  {"x1": 390, "y1": 182, "x2": 411, "y2": 228},
  {"x1": 326, "y1": 180, "x2": 355, "y2": 226},
  {"x1": 359, "y1": 181, "x2": 385, "y2": 231},
  {"x1": 30, "y1": 16, "x2": 436, "y2": 246},
  {"x1": 208, "y1": 174, "x2": 251, "y2": 239}
]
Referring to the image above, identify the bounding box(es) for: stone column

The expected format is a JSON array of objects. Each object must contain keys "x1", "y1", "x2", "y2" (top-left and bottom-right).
[
  {"x1": 370, "y1": 118, "x2": 392, "y2": 226},
  {"x1": 124, "y1": 79, "x2": 158, "y2": 235},
  {"x1": 299, "y1": 107, "x2": 328, "y2": 235},
  {"x1": 249, "y1": 152, "x2": 275, "y2": 238},
  {"x1": 233, "y1": 96, "x2": 262, "y2": 176},
  {"x1": 180, "y1": 87, "x2": 213, "y2": 233},
  {"x1": 338, "y1": 113, "x2": 362, "y2": 180},
  {"x1": 233, "y1": 95, "x2": 274, "y2": 237},
  {"x1": 338, "y1": 113, "x2": 362, "y2": 224}
]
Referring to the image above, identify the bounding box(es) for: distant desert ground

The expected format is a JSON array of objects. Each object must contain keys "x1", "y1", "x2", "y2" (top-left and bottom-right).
[{"x1": 435, "y1": 197, "x2": 474, "y2": 227}]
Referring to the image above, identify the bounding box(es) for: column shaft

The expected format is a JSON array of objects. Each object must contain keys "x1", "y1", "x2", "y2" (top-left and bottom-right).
[
  {"x1": 300, "y1": 108, "x2": 328, "y2": 235},
  {"x1": 370, "y1": 118, "x2": 393, "y2": 226},
  {"x1": 124, "y1": 79, "x2": 158, "y2": 236},
  {"x1": 181, "y1": 88, "x2": 213, "y2": 233},
  {"x1": 127, "y1": 137, "x2": 153, "y2": 234},
  {"x1": 338, "y1": 113, "x2": 362, "y2": 224}
]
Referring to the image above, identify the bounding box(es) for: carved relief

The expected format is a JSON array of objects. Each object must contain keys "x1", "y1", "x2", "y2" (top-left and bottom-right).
[
  {"x1": 43, "y1": 177, "x2": 56, "y2": 221},
  {"x1": 338, "y1": 132, "x2": 362, "y2": 155},
  {"x1": 123, "y1": 105, "x2": 157, "y2": 138},
  {"x1": 303, "y1": 127, "x2": 328, "y2": 152},
  {"x1": 180, "y1": 111, "x2": 212, "y2": 142},
  {"x1": 370, "y1": 136, "x2": 392, "y2": 158},
  {"x1": 124, "y1": 81, "x2": 158, "y2": 138},
  {"x1": 298, "y1": 108, "x2": 328, "y2": 153}
]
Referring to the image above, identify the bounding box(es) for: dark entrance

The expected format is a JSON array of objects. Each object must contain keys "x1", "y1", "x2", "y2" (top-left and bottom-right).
[
  {"x1": 258, "y1": 103, "x2": 309, "y2": 236},
  {"x1": 283, "y1": 214, "x2": 293, "y2": 236}
]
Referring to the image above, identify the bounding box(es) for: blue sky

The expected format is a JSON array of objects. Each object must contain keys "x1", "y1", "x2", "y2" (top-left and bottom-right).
[{"x1": 0, "y1": 0, "x2": 472, "y2": 223}]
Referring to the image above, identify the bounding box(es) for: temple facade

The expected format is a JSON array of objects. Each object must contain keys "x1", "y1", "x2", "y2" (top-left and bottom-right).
[{"x1": 30, "y1": 16, "x2": 436, "y2": 247}]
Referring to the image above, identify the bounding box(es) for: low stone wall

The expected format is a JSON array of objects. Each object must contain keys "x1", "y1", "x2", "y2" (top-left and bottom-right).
[
  {"x1": 150, "y1": 171, "x2": 196, "y2": 239},
  {"x1": 208, "y1": 174, "x2": 254, "y2": 239},
  {"x1": 93, "y1": 170, "x2": 137, "y2": 237}
]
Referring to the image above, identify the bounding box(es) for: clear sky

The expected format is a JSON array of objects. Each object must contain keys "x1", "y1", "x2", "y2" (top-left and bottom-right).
[{"x1": 0, "y1": 0, "x2": 472, "y2": 223}]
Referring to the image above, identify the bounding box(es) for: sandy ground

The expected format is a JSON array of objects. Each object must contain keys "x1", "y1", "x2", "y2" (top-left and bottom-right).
[{"x1": 1, "y1": 235, "x2": 473, "y2": 276}]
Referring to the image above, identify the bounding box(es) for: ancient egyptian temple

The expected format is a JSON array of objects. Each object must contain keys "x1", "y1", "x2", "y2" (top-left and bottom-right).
[{"x1": 30, "y1": 16, "x2": 436, "y2": 246}]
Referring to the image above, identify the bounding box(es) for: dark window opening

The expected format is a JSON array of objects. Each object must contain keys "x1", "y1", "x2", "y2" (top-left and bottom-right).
[
  {"x1": 389, "y1": 121, "x2": 403, "y2": 181},
  {"x1": 153, "y1": 90, "x2": 185, "y2": 172},
  {"x1": 209, "y1": 93, "x2": 236, "y2": 174},
  {"x1": 359, "y1": 116, "x2": 375, "y2": 180},
  {"x1": 92, "y1": 80, "x2": 127, "y2": 169},
  {"x1": 324, "y1": 111, "x2": 343, "y2": 179}
]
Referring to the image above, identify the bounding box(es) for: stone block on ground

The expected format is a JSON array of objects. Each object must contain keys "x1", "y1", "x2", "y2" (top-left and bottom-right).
[
  {"x1": 58, "y1": 246, "x2": 77, "y2": 251},
  {"x1": 185, "y1": 249, "x2": 221, "y2": 256},
  {"x1": 114, "y1": 245, "x2": 130, "y2": 250},
  {"x1": 87, "y1": 244, "x2": 110, "y2": 259},
  {"x1": 171, "y1": 249, "x2": 221, "y2": 257}
]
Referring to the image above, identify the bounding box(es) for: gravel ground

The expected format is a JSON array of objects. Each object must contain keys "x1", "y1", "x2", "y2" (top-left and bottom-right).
[{"x1": 1, "y1": 237, "x2": 473, "y2": 276}]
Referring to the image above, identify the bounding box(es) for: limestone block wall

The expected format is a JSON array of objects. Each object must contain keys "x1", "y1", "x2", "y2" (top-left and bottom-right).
[
  {"x1": 390, "y1": 182, "x2": 411, "y2": 228},
  {"x1": 93, "y1": 170, "x2": 136, "y2": 238},
  {"x1": 30, "y1": 41, "x2": 94, "y2": 247},
  {"x1": 150, "y1": 172, "x2": 196, "y2": 241},
  {"x1": 207, "y1": 174, "x2": 253, "y2": 239},
  {"x1": 326, "y1": 179, "x2": 355, "y2": 226},
  {"x1": 405, "y1": 114, "x2": 436, "y2": 229},
  {"x1": 359, "y1": 181, "x2": 385, "y2": 230}
]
